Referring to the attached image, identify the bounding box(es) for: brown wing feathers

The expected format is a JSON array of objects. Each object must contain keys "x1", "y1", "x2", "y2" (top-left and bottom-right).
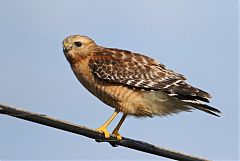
[{"x1": 89, "y1": 48, "x2": 221, "y2": 116}]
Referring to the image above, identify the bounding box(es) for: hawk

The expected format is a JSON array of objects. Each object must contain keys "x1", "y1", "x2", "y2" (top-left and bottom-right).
[{"x1": 62, "y1": 35, "x2": 221, "y2": 140}]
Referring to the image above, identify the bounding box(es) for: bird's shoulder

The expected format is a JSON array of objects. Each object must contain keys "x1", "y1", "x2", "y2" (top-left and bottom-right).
[
  {"x1": 88, "y1": 47, "x2": 185, "y2": 87},
  {"x1": 90, "y1": 47, "x2": 166, "y2": 68}
]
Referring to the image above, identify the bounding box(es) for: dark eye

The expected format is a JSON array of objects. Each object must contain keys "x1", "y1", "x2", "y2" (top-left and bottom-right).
[{"x1": 74, "y1": 41, "x2": 82, "y2": 47}]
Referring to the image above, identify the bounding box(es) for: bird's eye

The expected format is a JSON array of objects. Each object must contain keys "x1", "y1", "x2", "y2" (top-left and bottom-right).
[{"x1": 74, "y1": 41, "x2": 82, "y2": 47}]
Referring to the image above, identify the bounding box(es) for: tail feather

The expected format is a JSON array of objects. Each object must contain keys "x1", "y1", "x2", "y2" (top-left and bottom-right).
[{"x1": 182, "y1": 100, "x2": 221, "y2": 117}]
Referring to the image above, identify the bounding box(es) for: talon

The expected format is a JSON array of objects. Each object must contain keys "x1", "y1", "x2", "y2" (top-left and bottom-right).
[
  {"x1": 112, "y1": 130, "x2": 122, "y2": 141},
  {"x1": 96, "y1": 126, "x2": 110, "y2": 139}
]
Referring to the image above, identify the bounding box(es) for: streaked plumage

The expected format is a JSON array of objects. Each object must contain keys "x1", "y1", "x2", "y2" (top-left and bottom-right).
[{"x1": 62, "y1": 34, "x2": 221, "y2": 140}]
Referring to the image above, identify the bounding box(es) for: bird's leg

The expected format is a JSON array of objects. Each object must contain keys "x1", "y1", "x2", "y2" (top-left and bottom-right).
[
  {"x1": 112, "y1": 113, "x2": 127, "y2": 141},
  {"x1": 96, "y1": 110, "x2": 119, "y2": 139}
]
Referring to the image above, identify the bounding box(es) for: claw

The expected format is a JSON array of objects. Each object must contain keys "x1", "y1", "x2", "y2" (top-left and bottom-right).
[
  {"x1": 112, "y1": 130, "x2": 122, "y2": 141},
  {"x1": 96, "y1": 126, "x2": 110, "y2": 139}
]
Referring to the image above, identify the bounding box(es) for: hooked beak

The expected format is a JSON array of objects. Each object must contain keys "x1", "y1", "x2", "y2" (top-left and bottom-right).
[{"x1": 63, "y1": 43, "x2": 72, "y2": 52}]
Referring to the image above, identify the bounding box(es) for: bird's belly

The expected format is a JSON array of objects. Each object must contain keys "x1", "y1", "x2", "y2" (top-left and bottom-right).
[
  {"x1": 82, "y1": 77, "x2": 143, "y2": 114},
  {"x1": 79, "y1": 77, "x2": 180, "y2": 117}
]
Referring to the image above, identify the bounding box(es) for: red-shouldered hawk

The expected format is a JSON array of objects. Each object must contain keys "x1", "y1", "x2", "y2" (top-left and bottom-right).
[{"x1": 62, "y1": 35, "x2": 221, "y2": 140}]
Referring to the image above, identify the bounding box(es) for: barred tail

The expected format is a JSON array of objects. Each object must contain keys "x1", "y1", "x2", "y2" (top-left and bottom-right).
[{"x1": 182, "y1": 100, "x2": 221, "y2": 117}]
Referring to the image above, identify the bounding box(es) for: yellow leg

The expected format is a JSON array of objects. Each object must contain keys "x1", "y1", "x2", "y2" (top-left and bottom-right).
[
  {"x1": 112, "y1": 113, "x2": 127, "y2": 141},
  {"x1": 96, "y1": 110, "x2": 119, "y2": 139}
]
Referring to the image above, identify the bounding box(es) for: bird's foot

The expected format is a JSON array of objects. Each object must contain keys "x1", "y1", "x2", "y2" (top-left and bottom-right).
[
  {"x1": 96, "y1": 126, "x2": 110, "y2": 139},
  {"x1": 112, "y1": 129, "x2": 122, "y2": 141}
]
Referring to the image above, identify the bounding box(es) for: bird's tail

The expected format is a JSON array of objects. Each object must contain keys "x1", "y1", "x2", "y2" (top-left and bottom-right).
[{"x1": 182, "y1": 100, "x2": 221, "y2": 117}]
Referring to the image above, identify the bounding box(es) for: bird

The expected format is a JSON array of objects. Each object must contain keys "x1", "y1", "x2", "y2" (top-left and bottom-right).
[{"x1": 62, "y1": 34, "x2": 221, "y2": 141}]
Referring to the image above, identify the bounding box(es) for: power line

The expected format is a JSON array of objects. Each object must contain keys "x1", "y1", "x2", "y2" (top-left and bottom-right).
[{"x1": 0, "y1": 103, "x2": 209, "y2": 161}]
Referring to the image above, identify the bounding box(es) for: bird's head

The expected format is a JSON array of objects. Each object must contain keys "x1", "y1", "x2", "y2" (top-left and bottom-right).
[{"x1": 62, "y1": 34, "x2": 97, "y2": 63}]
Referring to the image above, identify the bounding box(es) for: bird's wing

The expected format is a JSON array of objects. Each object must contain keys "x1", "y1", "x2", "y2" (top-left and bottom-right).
[{"x1": 89, "y1": 48, "x2": 211, "y2": 102}]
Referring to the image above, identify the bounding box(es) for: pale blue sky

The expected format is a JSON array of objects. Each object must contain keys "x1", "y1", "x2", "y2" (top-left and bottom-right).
[{"x1": 0, "y1": 0, "x2": 238, "y2": 160}]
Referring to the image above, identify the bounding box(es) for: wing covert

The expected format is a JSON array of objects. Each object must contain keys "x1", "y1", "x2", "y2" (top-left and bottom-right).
[{"x1": 89, "y1": 48, "x2": 185, "y2": 90}]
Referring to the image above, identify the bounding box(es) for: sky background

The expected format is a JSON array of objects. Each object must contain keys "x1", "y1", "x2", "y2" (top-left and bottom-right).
[{"x1": 0, "y1": 0, "x2": 238, "y2": 161}]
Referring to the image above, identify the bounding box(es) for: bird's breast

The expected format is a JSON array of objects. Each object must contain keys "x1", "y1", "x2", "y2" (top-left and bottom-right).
[{"x1": 70, "y1": 58, "x2": 143, "y2": 113}]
